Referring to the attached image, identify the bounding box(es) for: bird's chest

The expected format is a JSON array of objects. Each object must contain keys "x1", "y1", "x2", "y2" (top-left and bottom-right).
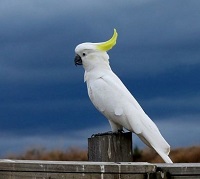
[
  {"x1": 87, "y1": 80, "x2": 109, "y2": 111},
  {"x1": 86, "y1": 78, "x2": 123, "y2": 116}
]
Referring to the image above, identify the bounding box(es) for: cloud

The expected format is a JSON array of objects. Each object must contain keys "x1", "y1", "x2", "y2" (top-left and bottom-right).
[
  {"x1": 0, "y1": 115, "x2": 199, "y2": 157},
  {"x1": 156, "y1": 115, "x2": 200, "y2": 147},
  {"x1": 0, "y1": 64, "x2": 81, "y2": 84},
  {"x1": 141, "y1": 95, "x2": 200, "y2": 118},
  {"x1": 1, "y1": 0, "x2": 200, "y2": 84},
  {"x1": 110, "y1": 1, "x2": 200, "y2": 77},
  {"x1": 0, "y1": 133, "x2": 87, "y2": 157},
  {"x1": 0, "y1": 0, "x2": 200, "y2": 156}
]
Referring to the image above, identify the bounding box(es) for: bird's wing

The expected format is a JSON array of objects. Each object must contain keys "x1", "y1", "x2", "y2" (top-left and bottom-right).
[
  {"x1": 87, "y1": 70, "x2": 145, "y2": 133},
  {"x1": 87, "y1": 71, "x2": 171, "y2": 162}
]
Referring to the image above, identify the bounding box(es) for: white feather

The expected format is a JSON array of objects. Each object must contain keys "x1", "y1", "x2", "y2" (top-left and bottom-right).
[{"x1": 75, "y1": 43, "x2": 173, "y2": 163}]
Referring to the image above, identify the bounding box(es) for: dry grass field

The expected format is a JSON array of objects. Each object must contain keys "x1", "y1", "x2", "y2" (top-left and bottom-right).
[{"x1": 7, "y1": 146, "x2": 200, "y2": 163}]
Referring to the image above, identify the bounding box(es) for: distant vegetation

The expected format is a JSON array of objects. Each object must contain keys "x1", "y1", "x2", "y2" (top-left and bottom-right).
[
  {"x1": 7, "y1": 146, "x2": 200, "y2": 163},
  {"x1": 8, "y1": 148, "x2": 87, "y2": 161},
  {"x1": 133, "y1": 146, "x2": 200, "y2": 163}
]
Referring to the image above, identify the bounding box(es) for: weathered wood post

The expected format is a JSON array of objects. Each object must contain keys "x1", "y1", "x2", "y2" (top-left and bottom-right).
[{"x1": 88, "y1": 132, "x2": 133, "y2": 162}]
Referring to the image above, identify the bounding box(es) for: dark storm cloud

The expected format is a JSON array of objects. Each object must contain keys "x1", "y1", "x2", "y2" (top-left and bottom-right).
[{"x1": 0, "y1": 0, "x2": 200, "y2": 155}]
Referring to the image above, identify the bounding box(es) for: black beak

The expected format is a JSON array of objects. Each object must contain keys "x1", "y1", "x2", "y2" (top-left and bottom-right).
[{"x1": 74, "y1": 54, "x2": 82, "y2": 66}]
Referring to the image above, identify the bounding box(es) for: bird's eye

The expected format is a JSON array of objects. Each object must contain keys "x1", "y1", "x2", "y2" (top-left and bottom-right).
[{"x1": 82, "y1": 53, "x2": 86, "y2": 56}]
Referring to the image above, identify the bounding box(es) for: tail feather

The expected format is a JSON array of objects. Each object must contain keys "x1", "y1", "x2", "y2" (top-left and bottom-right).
[
  {"x1": 154, "y1": 148, "x2": 173, "y2": 163},
  {"x1": 138, "y1": 133, "x2": 173, "y2": 163}
]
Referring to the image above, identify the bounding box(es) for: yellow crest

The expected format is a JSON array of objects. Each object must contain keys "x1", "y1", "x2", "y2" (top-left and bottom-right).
[{"x1": 96, "y1": 29, "x2": 118, "y2": 51}]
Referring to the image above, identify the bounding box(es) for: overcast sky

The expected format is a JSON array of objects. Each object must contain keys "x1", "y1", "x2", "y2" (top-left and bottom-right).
[{"x1": 0, "y1": 0, "x2": 200, "y2": 156}]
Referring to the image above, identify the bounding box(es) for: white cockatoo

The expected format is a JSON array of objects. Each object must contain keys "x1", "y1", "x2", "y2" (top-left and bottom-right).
[{"x1": 74, "y1": 29, "x2": 173, "y2": 163}]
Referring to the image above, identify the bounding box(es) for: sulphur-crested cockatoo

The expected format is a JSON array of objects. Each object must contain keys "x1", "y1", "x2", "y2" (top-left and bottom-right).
[{"x1": 74, "y1": 29, "x2": 173, "y2": 163}]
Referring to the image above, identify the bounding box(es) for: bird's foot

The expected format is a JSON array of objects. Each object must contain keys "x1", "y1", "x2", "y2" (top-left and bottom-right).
[
  {"x1": 91, "y1": 129, "x2": 124, "y2": 137},
  {"x1": 117, "y1": 129, "x2": 124, "y2": 133}
]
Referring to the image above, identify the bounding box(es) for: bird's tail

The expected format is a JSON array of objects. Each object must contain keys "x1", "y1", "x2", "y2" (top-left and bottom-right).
[
  {"x1": 138, "y1": 134, "x2": 173, "y2": 163},
  {"x1": 154, "y1": 149, "x2": 173, "y2": 163}
]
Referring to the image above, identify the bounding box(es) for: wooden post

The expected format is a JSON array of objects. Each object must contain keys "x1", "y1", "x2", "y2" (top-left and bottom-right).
[{"x1": 88, "y1": 132, "x2": 133, "y2": 162}]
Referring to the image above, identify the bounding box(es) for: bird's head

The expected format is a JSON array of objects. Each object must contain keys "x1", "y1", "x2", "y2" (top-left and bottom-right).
[{"x1": 74, "y1": 29, "x2": 118, "y2": 71}]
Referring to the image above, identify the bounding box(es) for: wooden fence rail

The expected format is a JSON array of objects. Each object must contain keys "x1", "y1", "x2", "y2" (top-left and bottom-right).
[{"x1": 0, "y1": 160, "x2": 199, "y2": 179}]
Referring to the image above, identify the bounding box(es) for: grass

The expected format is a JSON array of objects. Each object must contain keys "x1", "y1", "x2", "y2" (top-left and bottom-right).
[
  {"x1": 8, "y1": 148, "x2": 87, "y2": 161},
  {"x1": 7, "y1": 146, "x2": 200, "y2": 163},
  {"x1": 133, "y1": 146, "x2": 200, "y2": 163}
]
